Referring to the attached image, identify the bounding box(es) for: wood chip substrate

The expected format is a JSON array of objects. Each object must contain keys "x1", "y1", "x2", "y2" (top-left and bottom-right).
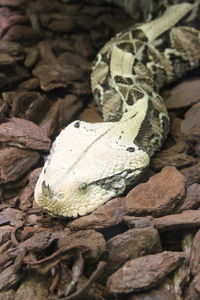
[{"x1": 0, "y1": 1, "x2": 200, "y2": 299}]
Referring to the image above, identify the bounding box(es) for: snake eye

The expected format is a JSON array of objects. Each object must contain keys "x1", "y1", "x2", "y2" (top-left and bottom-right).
[{"x1": 78, "y1": 182, "x2": 88, "y2": 191}]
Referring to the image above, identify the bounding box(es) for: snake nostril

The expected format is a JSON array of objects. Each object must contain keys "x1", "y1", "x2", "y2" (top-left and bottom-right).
[
  {"x1": 78, "y1": 182, "x2": 88, "y2": 191},
  {"x1": 56, "y1": 193, "x2": 65, "y2": 200}
]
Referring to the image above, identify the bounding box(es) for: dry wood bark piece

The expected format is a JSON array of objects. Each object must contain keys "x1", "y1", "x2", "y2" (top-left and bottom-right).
[
  {"x1": 57, "y1": 230, "x2": 106, "y2": 261},
  {"x1": 123, "y1": 215, "x2": 153, "y2": 229},
  {"x1": 125, "y1": 210, "x2": 200, "y2": 233},
  {"x1": 0, "y1": 226, "x2": 13, "y2": 246},
  {"x1": 186, "y1": 273, "x2": 200, "y2": 300},
  {"x1": 169, "y1": 116, "x2": 184, "y2": 141},
  {"x1": 18, "y1": 78, "x2": 40, "y2": 90},
  {"x1": 106, "y1": 227, "x2": 161, "y2": 275},
  {"x1": 117, "y1": 280, "x2": 177, "y2": 300},
  {"x1": 0, "y1": 41, "x2": 24, "y2": 61},
  {"x1": 0, "y1": 212, "x2": 10, "y2": 226},
  {"x1": 19, "y1": 231, "x2": 54, "y2": 253},
  {"x1": 78, "y1": 105, "x2": 103, "y2": 123},
  {"x1": 0, "y1": 250, "x2": 25, "y2": 291},
  {"x1": 0, "y1": 0, "x2": 26, "y2": 6},
  {"x1": 19, "y1": 168, "x2": 41, "y2": 210},
  {"x1": 74, "y1": 34, "x2": 93, "y2": 57},
  {"x1": 151, "y1": 141, "x2": 195, "y2": 170},
  {"x1": 52, "y1": 38, "x2": 75, "y2": 54},
  {"x1": 40, "y1": 13, "x2": 75, "y2": 33},
  {"x1": 152, "y1": 210, "x2": 200, "y2": 232},
  {"x1": 3, "y1": 208, "x2": 25, "y2": 227},
  {"x1": 107, "y1": 251, "x2": 185, "y2": 294},
  {"x1": 176, "y1": 183, "x2": 200, "y2": 212},
  {"x1": 24, "y1": 47, "x2": 39, "y2": 69},
  {"x1": 0, "y1": 264, "x2": 24, "y2": 292},
  {"x1": 24, "y1": 230, "x2": 106, "y2": 273},
  {"x1": 69, "y1": 197, "x2": 124, "y2": 230},
  {"x1": 33, "y1": 64, "x2": 82, "y2": 91},
  {"x1": 2, "y1": 91, "x2": 50, "y2": 122},
  {"x1": 181, "y1": 102, "x2": 200, "y2": 136},
  {"x1": 0, "y1": 53, "x2": 15, "y2": 67},
  {"x1": 15, "y1": 272, "x2": 50, "y2": 300},
  {"x1": 0, "y1": 72, "x2": 8, "y2": 89},
  {"x1": 58, "y1": 52, "x2": 91, "y2": 71},
  {"x1": 123, "y1": 166, "x2": 186, "y2": 217},
  {"x1": 180, "y1": 162, "x2": 200, "y2": 187},
  {"x1": 0, "y1": 7, "x2": 27, "y2": 36},
  {"x1": 184, "y1": 101, "x2": 200, "y2": 118},
  {"x1": 1, "y1": 64, "x2": 30, "y2": 88},
  {"x1": 0, "y1": 290, "x2": 16, "y2": 299},
  {"x1": 55, "y1": 261, "x2": 106, "y2": 300},
  {"x1": 195, "y1": 144, "x2": 200, "y2": 158},
  {"x1": 3, "y1": 25, "x2": 42, "y2": 46},
  {"x1": 164, "y1": 78, "x2": 200, "y2": 109},
  {"x1": 40, "y1": 95, "x2": 83, "y2": 138},
  {"x1": 0, "y1": 118, "x2": 51, "y2": 151},
  {"x1": 68, "y1": 81, "x2": 91, "y2": 96},
  {"x1": 0, "y1": 147, "x2": 40, "y2": 184},
  {"x1": 190, "y1": 229, "x2": 200, "y2": 276}
]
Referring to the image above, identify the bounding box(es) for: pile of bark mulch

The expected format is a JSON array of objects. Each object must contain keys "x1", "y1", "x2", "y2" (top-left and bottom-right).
[{"x1": 0, "y1": 0, "x2": 200, "y2": 299}]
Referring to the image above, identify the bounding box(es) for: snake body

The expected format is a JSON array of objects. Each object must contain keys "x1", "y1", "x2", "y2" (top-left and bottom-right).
[{"x1": 34, "y1": 0, "x2": 200, "y2": 218}]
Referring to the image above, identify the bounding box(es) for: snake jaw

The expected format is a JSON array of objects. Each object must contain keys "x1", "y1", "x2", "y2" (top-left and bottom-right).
[
  {"x1": 35, "y1": 176, "x2": 117, "y2": 218},
  {"x1": 34, "y1": 154, "x2": 148, "y2": 218},
  {"x1": 34, "y1": 112, "x2": 151, "y2": 218}
]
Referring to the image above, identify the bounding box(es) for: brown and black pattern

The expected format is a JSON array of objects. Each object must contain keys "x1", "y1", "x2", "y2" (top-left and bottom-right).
[{"x1": 92, "y1": 0, "x2": 200, "y2": 123}]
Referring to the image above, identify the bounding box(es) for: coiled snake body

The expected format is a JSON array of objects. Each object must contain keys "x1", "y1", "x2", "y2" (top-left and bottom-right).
[{"x1": 34, "y1": 0, "x2": 200, "y2": 218}]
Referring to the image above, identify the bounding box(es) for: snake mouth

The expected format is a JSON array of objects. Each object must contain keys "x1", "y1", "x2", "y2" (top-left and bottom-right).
[
  {"x1": 43, "y1": 207, "x2": 74, "y2": 220},
  {"x1": 37, "y1": 184, "x2": 121, "y2": 218},
  {"x1": 36, "y1": 195, "x2": 73, "y2": 219},
  {"x1": 34, "y1": 181, "x2": 68, "y2": 217}
]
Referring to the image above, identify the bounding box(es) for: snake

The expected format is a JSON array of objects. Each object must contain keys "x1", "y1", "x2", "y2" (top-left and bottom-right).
[{"x1": 34, "y1": 0, "x2": 200, "y2": 218}]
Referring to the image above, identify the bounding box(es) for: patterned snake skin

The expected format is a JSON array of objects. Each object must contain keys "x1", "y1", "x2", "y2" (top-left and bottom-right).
[{"x1": 34, "y1": 0, "x2": 200, "y2": 218}]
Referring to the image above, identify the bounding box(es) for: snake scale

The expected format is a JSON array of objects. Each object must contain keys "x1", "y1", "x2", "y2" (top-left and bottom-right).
[{"x1": 34, "y1": 0, "x2": 200, "y2": 218}]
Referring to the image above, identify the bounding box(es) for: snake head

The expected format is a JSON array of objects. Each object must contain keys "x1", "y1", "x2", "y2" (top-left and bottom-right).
[{"x1": 34, "y1": 110, "x2": 150, "y2": 218}]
